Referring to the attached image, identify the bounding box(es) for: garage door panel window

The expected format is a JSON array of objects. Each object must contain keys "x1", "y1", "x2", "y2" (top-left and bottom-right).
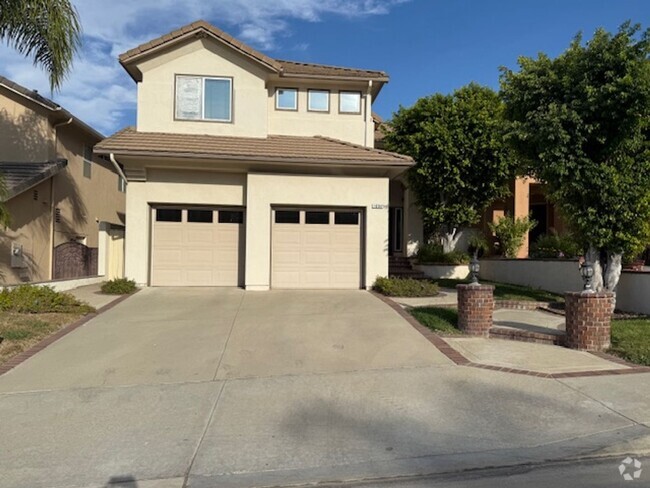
[
  {"x1": 334, "y1": 212, "x2": 359, "y2": 225},
  {"x1": 305, "y1": 211, "x2": 329, "y2": 224},
  {"x1": 218, "y1": 210, "x2": 244, "y2": 224},
  {"x1": 156, "y1": 209, "x2": 182, "y2": 222},
  {"x1": 187, "y1": 209, "x2": 214, "y2": 223},
  {"x1": 275, "y1": 210, "x2": 300, "y2": 224}
]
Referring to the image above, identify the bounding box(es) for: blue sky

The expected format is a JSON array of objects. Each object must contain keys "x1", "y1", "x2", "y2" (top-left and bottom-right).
[{"x1": 1, "y1": 0, "x2": 648, "y2": 134}]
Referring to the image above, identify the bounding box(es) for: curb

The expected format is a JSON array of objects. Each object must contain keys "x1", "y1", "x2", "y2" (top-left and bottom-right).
[
  {"x1": 0, "y1": 290, "x2": 138, "y2": 377},
  {"x1": 371, "y1": 291, "x2": 650, "y2": 379}
]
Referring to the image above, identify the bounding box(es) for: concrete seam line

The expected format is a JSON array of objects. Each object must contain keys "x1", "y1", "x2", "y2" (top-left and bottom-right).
[
  {"x1": 182, "y1": 380, "x2": 227, "y2": 488},
  {"x1": 212, "y1": 291, "x2": 246, "y2": 382},
  {"x1": 552, "y1": 376, "x2": 647, "y2": 427}
]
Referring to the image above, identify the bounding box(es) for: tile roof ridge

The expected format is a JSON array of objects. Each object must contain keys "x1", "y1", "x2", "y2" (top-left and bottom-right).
[
  {"x1": 313, "y1": 135, "x2": 413, "y2": 161},
  {"x1": 276, "y1": 59, "x2": 387, "y2": 76}
]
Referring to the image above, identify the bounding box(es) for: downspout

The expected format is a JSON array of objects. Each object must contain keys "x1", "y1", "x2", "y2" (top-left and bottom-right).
[
  {"x1": 364, "y1": 80, "x2": 373, "y2": 148},
  {"x1": 49, "y1": 117, "x2": 73, "y2": 279},
  {"x1": 109, "y1": 153, "x2": 129, "y2": 184}
]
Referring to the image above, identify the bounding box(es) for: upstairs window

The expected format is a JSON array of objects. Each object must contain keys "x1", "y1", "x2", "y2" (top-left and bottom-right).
[
  {"x1": 308, "y1": 89, "x2": 329, "y2": 112},
  {"x1": 175, "y1": 75, "x2": 232, "y2": 122},
  {"x1": 276, "y1": 88, "x2": 297, "y2": 110},
  {"x1": 339, "y1": 91, "x2": 361, "y2": 114}
]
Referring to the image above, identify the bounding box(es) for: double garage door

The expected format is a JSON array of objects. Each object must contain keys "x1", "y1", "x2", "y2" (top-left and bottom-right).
[{"x1": 151, "y1": 206, "x2": 362, "y2": 289}]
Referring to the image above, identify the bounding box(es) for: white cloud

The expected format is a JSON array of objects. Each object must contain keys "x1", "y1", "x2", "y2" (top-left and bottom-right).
[{"x1": 0, "y1": 0, "x2": 407, "y2": 134}]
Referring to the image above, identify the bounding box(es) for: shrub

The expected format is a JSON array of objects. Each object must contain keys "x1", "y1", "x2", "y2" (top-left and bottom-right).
[
  {"x1": 467, "y1": 232, "x2": 490, "y2": 258},
  {"x1": 101, "y1": 278, "x2": 137, "y2": 295},
  {"x1": 489, "y1": 215, "x2": 536, "y2": 258},
  {"x1": 530, "y1": 232, "x2": 581, "y2": 259},
  {"x1": 417, "y1": 243, "x2": 470, "y2": 265},
  {"x1": 0, "y1": 285, "x2": 94, "y2": 314},
  {"x1": 373, "y1": 276, "x2": 439, "y2": 297}
]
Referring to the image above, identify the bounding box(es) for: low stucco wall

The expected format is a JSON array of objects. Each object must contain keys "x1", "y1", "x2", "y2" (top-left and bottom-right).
[
  {"x1": 479, "y1": 258, "x2": 583, "y2": 294},
  {"x1": 616, "y1": 272, "x2": 650, "y2": 315},
  {"x1": 480, "y1": 258, "x2": 650, "y2": 315},
  {"x1": 414, "y1": 264, "x2": 470, "y2": 280}
]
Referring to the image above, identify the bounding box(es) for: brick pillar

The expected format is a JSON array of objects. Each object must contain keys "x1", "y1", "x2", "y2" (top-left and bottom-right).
[
  {"x1": 457, "y1": 284, "x2": 494, "y2": 336},
  {"x1": 564, "y1": 292, "x2": 614, "y2": 351}
]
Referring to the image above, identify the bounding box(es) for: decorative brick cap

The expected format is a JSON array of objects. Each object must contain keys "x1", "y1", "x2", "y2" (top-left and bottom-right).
[
  {"x1": 456, "y1": 284, "x2": 495, "y2": 291},
  {"x1": 565, "y1": 291, "x2": 615, "y2": 299}
]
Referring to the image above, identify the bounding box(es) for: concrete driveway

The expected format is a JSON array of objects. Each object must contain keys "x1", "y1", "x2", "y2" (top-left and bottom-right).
[{"x1": 0, "y1": 289, "x2": 649, "y2": 488}]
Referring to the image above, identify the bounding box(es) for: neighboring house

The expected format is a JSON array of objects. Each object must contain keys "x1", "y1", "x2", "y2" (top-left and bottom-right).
[
  {"x1": 95, "y1": 20, "x2": 416, "y2": 289},
  {"x1": 0, "y1": 76, "x2": 126, "y2": 284}
]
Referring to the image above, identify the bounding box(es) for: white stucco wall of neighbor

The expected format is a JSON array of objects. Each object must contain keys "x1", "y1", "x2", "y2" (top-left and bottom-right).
[
  {"x1": 245, "y1": 173, "x2": 389, "y2": 290},
  {"x1": 124, "y1": 169, "x2": 246, "y2": 285},
  {"x1": 479, "y1": 258, "x2": 650, "y2": 315}
]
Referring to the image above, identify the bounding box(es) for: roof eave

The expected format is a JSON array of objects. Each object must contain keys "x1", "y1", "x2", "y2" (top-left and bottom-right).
[
  {"x1": 2, "y1": 159, "x2": 68, "y2": 201},
  {"x1": 93, "y1": 148, "x2": 413, "y2": 168},
  {"x1": 119, "y1": 28, "x2": 282, "y2": 78}
]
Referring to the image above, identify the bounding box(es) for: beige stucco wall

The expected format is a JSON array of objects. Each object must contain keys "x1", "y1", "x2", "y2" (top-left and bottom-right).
[
  {"x1": 0, "y1": 179, "x2": 53, "y2": 283},
  {"x1": 0, "y1": 88, "x2": 54, "y2": 162},
  {"x1": 54, "y1": 124, "x2": 126, "y2": 247},
  {"x1": 245, "y1": 173, "x2": 388, "y2": 290},
  {"x1": 124, "y1": 169, "x2": 246, "y2": 285},
  {"x1": 134, "y1": 38, "x2": 376, "y2": 147},
  {"x1": 267, "y1": 80, "x2": 372, "y2": 146},
  {"x1": 136, "y1": 39, "x2": 270, "y2": 138}
]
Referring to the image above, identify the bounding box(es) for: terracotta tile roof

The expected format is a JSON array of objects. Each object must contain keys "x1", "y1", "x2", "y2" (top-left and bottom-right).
[
  {"x1": 277, "y1": 60, "x2": 387, "y2": 81},
  {"x1": 94, "y1": 127, "x2": 412, "y2": 166},
  {"x1": 0, "y1": 75, "x2": 104, "y2": 140},
  {"x1": 119, "y1": 20, "x2": 388, "y2": 82},
  {"x1": 0, "y1": 160, "x2": 67, "y2": 201},
  {"x1": 119, "y1": 20, "x2": 281, "y2": 72}
]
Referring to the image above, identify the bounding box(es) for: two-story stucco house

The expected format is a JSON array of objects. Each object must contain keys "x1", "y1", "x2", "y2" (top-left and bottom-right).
[
  {"x1": 95, "y1": 20, "x2": 418, "y2": 289},
  {"x1": 0, "y1": 76, "x2": 126, "y2": 284}
]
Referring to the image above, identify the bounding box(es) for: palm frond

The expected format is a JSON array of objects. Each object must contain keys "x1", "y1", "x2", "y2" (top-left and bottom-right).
[{"x1": 0, "y1": 0, "x2": 82, "y2": 91}]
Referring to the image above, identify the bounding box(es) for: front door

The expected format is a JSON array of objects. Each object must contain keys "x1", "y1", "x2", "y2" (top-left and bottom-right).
[{"x1": 389, "y1": 207, "x2": 403, "y2": 256}]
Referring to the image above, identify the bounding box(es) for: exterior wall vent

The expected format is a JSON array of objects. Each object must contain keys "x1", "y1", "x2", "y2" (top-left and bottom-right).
[
  {"x1": 33, "y1": 190, "x2": 39, "y2": 201},
  {"x1": 55, "y1": 208, "x2": 61, "y2": 223}
]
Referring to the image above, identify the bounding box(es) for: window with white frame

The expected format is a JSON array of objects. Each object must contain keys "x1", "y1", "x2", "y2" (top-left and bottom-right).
[
  {"x1": 308, "y1": 89, "x2": 329, "y2": 112},
  {"x1": 175, "y1": 75, "x2": 232, "y2": 122},
  {"x1": 339, "y1": 91, "x2": 361, "y2": 114},
  {"x1": 275, "y1": 88, "x2": 297, "y2": 110}
]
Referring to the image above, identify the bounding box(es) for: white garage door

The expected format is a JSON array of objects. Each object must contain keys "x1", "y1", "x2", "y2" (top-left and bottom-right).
[
  {"x1": 152, "y1": 208, "x2": 244, "y2": 286},
  {"x1": 272, "y1": 209, "x2": 362, "y2": 289}
]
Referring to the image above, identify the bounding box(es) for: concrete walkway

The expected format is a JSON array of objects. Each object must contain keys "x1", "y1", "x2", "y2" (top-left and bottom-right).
[
  {"x1": 0, "y1": 288, "x2": 648, "y2": 488},
  {"x1": 67, "y1": 283, "x2": 123, "y2": 310}
]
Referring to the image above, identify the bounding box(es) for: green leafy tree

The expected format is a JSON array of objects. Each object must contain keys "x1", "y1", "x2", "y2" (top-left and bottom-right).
[
  {"x1": 501, "y1": 22, "x2": 650, "y2": 291},
  {"x1": 384, "y1": 83, "x2": 516, "y2": 252},
  {"x1": 0, "y1": 0, "x2": 82, "y2": 91}
]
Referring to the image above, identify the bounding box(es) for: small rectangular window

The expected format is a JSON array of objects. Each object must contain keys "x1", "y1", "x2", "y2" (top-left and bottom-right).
[
  {"x1": 335, "y1": 212, "x2": 359, "y2": 225},
  {"x1": 339, "y1": 91, "x2": 361, "y2": 114},
  {"x1": 156, "y1": 209, "x2": 182, "y2": 222},
  {"x1": 276, "y1": 88, "x2": 298, "y2": 110},
  {"x1": 308, "y1": 89, "x2": 329, "y2": 112},
  {"x1": 275, "y1": 210, "x2": 300, "y2": 224},
  {"x1": 305, "y1": 211, "x2": 329, "y2": 224},
  {"x1": 187, "y1": 209, "x2": 213, "y2": 223},
  {"x1": 218, "y1": 210, "x2": 244, "y2": 224},
  {"x1": 83, "y1": 146, "x2": 92, "y2": 179}
]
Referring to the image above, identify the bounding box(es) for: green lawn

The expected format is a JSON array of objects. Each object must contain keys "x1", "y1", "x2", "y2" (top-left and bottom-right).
[
  {"x1": 435, "y1": 278, "x2": 563, "y2": 303},
  {"x1": 610, "y1": 319, "x2": 650, "y2": 366},
  {"x1": 409, "y1": 306, "x2": 462, "y2": 335}
]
